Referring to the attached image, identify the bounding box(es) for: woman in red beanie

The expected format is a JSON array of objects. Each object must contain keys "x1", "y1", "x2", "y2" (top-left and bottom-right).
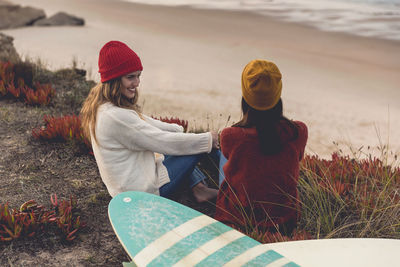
[
  {"x1": 80, "y1": 41, "x2": 218, "y2": 202},
  {"x1": 214, "y1": 59, "x2": 308, "y2": 235}
]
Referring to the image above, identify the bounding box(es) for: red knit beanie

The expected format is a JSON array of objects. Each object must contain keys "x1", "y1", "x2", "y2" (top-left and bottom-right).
[{"x1": 98, "y1": 41, "x2": 143, "y2": 83}]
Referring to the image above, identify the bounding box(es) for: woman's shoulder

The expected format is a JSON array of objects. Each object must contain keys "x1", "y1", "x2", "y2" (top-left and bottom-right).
[
  {"x1": 221, "y1": 126, "x2": 242, "y2": 137},
  {"x1": 98, "y1": 103, "x2": 141, "y2": 123},
  {"x1": 99, "y1": 103, "x2": 137, "y2": 115},
  {"x1": 220, "y1": 126, "x2": 253, "y2": 142},
  {"x1": 99, "y1": 102, "x2": 123, "y2": 112},
  {"x1": 288, "y1": 120, "x2": 308, "y2": 147},
  {"x1": 279, "y1": 119, "x2": 307, "y2": 133},
  {"x1": 98, "y1": 102, "x2": 117, "y2": 114},
  {"x1": 292, "y1": 120, "x2": 307, "y2": 129},
  {"x1": 291, "y1": 120, "x2": 308, "y2": 136}
]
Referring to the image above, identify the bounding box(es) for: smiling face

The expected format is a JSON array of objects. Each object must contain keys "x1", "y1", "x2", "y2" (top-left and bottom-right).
[{"x1": 120, "y1": 71, "x2": 141, "y2": 99}]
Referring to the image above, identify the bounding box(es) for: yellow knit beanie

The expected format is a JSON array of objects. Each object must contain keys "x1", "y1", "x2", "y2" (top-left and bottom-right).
[{"x1": 241, "y1": 59, "x2": 282, "y2": 111}]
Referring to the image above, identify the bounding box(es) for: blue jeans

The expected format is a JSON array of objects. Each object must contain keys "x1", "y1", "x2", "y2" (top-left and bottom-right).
[
  {"x1": 205, "y1": 149, "x2": 227, "y2": 186},
  {"x1": 159, "y1": 150, "x2": 227, "y2": 198},
  {"x1": 218, "y1": 152, "x2": 227, "y2": 186},
  {"x1": 159, "y1": 154, "x2": 206, "y2": 198}
]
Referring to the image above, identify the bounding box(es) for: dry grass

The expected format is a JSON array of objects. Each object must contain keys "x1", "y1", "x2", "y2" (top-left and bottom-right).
[
  {"x1": 298, "y1": 150, "x2": 400, "y2": 240},
  {"x1": 211, "y1": 145, "x2": 400, "y2": 243}
]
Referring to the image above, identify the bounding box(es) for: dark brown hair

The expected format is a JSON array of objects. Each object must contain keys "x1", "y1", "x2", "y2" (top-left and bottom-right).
[{"x1": 233, "y1": 98, "x2": 298, "y2": 155}]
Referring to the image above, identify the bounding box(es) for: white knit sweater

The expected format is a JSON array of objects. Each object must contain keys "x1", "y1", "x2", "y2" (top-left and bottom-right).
[{"x1": 91, "y1": 103, "x2": 212, "y2": 197}]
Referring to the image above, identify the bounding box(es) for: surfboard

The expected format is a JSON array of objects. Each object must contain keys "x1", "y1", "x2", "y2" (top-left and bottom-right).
[
  {"x1": 109, "y1": 191, "x2": 400, "y2": 266},
  {"x1": 263, "y1": 237, "x2": 400, "y2": 267},
  {"x1": 108, "y1": 191, "x2": 299, "y2": 267}
]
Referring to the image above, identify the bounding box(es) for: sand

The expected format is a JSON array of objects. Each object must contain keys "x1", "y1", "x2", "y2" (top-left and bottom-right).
[{"x1": 3, "y1": 0, "x2": 400, "y2": 161}]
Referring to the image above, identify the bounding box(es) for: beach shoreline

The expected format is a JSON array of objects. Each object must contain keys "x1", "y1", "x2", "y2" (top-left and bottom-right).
[
  {"x1": 120, "y1": 0, "x2": 400, "y2": 42},
  {"x1": 3, "y1": 0, "x2": 400, "y2": 160}
]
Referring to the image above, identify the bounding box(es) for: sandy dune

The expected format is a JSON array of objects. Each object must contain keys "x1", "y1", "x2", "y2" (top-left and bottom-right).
[{"x1": 4, "y1": 0, "x2": 400, "y2": 161}]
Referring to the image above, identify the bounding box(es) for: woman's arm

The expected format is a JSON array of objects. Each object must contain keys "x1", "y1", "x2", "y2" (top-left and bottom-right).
[
  {"x1": 142, "y1": 114, "x2": 184, "y2": 133},
  {"x1": 99, "y1": 108, "x2": 211, "y2": 155}
]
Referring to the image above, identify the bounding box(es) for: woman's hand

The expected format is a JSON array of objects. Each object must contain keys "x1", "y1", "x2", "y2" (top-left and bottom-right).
[{"x1": 211, "y1": 131, "x2": 220, "y2": 149}]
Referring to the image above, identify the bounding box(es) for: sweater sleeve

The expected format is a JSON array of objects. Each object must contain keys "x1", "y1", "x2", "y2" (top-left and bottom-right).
[
  {"x1": 100, "y1": 107, "x2": 212, "y2": 155},
  {"x1": 143, "y1": 114, "x2": 184, "y2": 133},
  {"x1": 293, "y1": 121, "x2": 308, "y2": 161}
]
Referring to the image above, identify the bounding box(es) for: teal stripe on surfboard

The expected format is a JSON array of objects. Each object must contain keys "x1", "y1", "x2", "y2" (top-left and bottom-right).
[
  {"x1": 147, "y1": 221, "x2": 232, "y2": 266},
  {"x1": 109, "y1": 191, "x2": 203, "y2": 257},
  {"x1": 195, "y1": 236, "x2": 260, "y2": 266},
  {"x1": 242, "y1": 249, "x2": 283, "y2": 266},
  {"x1": 283, "y1": 262, "x2": 301, "y2": 267}
]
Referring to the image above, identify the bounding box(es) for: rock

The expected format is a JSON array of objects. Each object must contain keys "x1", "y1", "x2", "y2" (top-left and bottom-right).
[
  {"x1": 0, "y1": 33, "x2": 20, "y2": 63},
  {"x1": 34, "y1": 12, "x2": 85, "y2": 26},
  {"x1": 0, "y1": 4, "x2": 45, "y2": 29},
  {"x1": 0, "y1": 0, "x2": 12, "y2": 6}
]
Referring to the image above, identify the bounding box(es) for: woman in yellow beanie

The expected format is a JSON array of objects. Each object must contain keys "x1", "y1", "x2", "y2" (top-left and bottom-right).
[{"x1": 215, "y1": 59, "x2": 308, "y2": 235}]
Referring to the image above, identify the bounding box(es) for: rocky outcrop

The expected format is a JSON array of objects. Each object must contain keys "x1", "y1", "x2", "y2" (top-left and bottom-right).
[
  {"x1": 0, "y1": 1, "x2": 84, "y2": 30},
  {"x1": 0, "y1": 4, "x2": 45, "y2": 29},
  {"x1": 0, "y1": 33, "x2": 20, "y2": 63},
  {"x1": 0, "y1": 0, "x2": 11, "y2": 6},
  {"x1": 34, "y1": 12, "x2": 85, "y2": 26}
]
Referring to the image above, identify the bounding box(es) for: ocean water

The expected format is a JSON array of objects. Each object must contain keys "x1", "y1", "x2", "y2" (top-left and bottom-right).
[{"x1": 122, "y1": 0, "x2": 400, "y2": 41}]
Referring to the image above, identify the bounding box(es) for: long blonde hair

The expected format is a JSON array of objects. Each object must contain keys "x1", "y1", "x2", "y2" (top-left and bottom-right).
[{"x1": 80, "y1": 78, "x2": 140, "y2": 144}]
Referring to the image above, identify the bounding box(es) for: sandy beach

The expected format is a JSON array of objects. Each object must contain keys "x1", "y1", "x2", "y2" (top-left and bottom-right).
[{"x1": 3, "y1": 0, "x2": 400, "y2": 160}]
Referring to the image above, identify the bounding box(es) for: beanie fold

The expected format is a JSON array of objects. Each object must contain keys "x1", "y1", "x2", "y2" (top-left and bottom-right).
[{"x1": 100, "y1": 59, "x2": 142, "y2": 83}]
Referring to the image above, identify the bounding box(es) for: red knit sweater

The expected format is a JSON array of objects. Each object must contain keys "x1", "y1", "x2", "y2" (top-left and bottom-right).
[{"x1": 214, "y1": 120, "x2": 308, "y2": 231}]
